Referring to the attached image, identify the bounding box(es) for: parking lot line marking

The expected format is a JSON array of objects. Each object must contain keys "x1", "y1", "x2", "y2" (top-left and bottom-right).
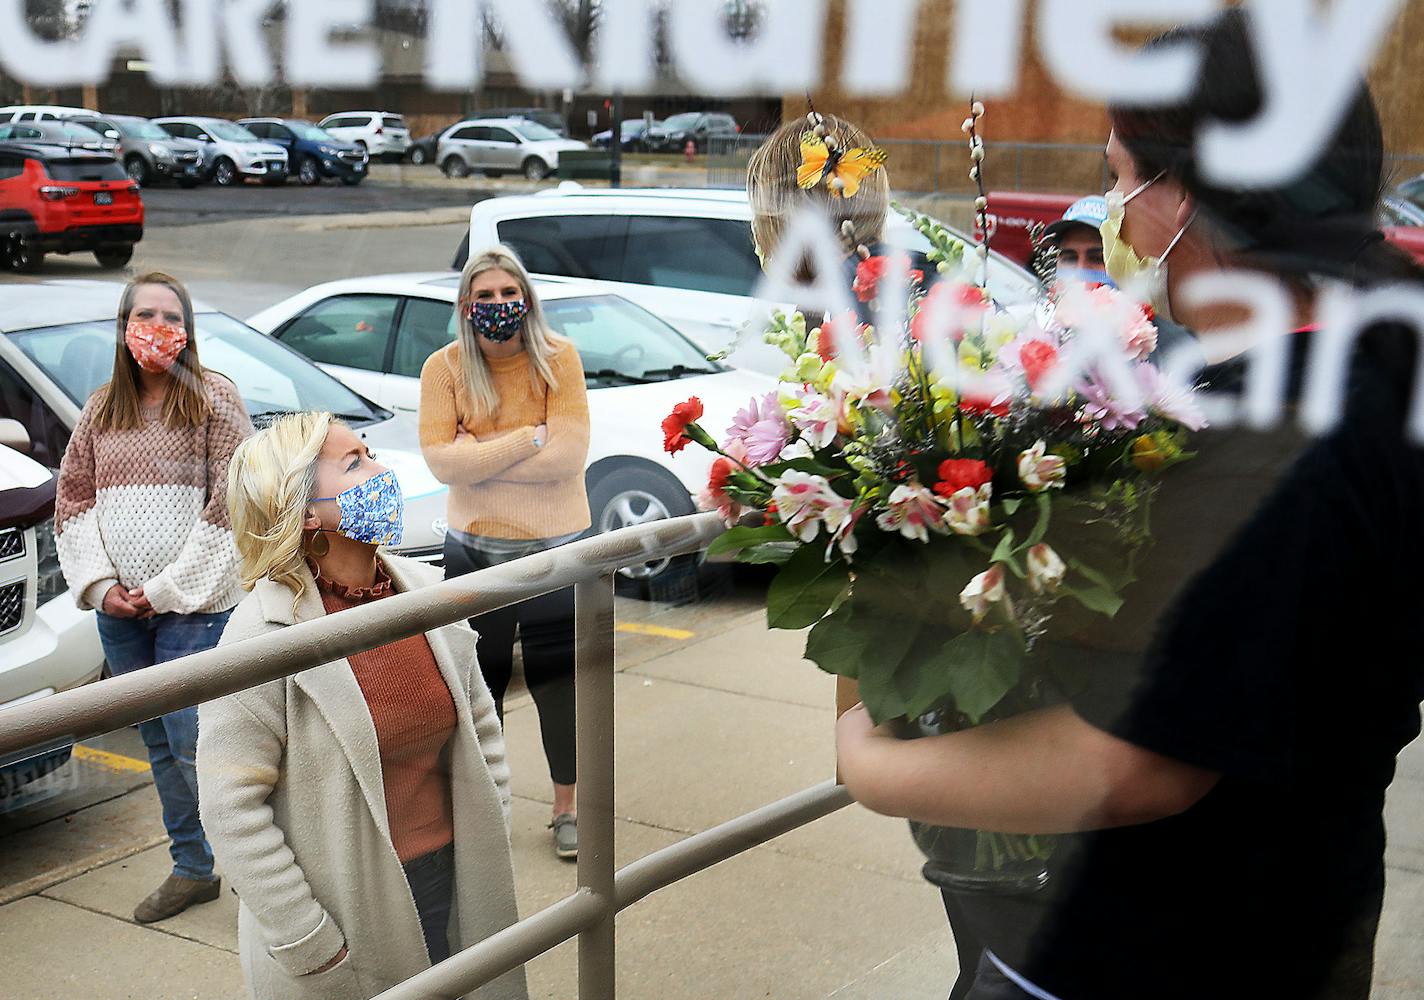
[
  {"x1": 72, "y1": 745, "x2": 150, "y2": 774},
  {"x1": 616, "y1": 622, "x2": 696, "y2": 640}
]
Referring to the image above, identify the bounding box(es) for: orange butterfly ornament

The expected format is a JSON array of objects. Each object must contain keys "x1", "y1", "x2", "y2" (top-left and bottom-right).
[{"x1": 797, "y1": 130, "x2": 887, "y2": 199}]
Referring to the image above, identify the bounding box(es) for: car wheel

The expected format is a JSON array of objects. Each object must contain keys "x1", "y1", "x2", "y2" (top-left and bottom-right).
[
  {"x1": 522, "y1": 157, "x2": 549, "y2": 181},
  {"x1": 588, "y1": 466, "x2": 699, "y2": 600},
  {"x1": 2, "y1": 230, "x2": 42, "y2": 273},
  {"x1": 94, "y1": 245, "x2": 134, "y2": 269},
  {"x1": 441, "y1": 155, "x2": 469, "y2": 179},
  {"x1": 409, "y1": 146, "x2": 429, "y2": 165},
  {"x1": 124, "y1": 155, "x2": 149, "y2": 186},
  {"x1": 298, "y1": 156, "x2": 321, "y2": 186},
  {"x1": 213, "y1": 157, "x2": 238, "y2": 186}
]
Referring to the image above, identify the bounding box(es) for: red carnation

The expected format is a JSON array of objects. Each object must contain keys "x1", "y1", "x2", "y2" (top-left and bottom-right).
[
  {"x1": 1019, "y1": 340, "x2": 1059, "y2": 391},
  {"x1": 817, "y1": 317, "x2": 840, "y2": 363},
  {"x1": 661, "y1": 397, "x2": 705, "y2": 454},
  {"x1": 934, "y1": 458, "x2": 993, "y2": 498},
  {"x1": 853, "y1": 254, "x2": 925, "y2": 303}
]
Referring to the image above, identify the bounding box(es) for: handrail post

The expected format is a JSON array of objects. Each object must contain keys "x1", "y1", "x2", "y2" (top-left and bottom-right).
[{"x1": 575, "y1": 572, "x2": 617, "y2": 998}]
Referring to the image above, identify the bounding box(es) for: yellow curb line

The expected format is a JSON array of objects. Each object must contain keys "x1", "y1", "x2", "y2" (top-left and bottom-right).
[
  {"x1": 72, "y1": 745, "x2": 151, "y2": 774},
  {"x1": 615, "y1": 622, "x2": 696, "y2": 640}
]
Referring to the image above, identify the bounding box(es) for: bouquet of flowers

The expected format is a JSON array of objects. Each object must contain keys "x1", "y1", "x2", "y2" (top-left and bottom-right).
[{"x1": 664, "y1": 208, "x2": 1204, "y2": 726}]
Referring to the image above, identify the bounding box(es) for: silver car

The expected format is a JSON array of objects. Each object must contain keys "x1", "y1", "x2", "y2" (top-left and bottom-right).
[
  {"x1": 152, "y1": 116, "x2": 288, "y2": 187},
  {"x1": 66, "y1": 113, "x2": 205, "y2": 187},
  {"x1": 436, "y1": 117, "x2": 588, "y2": 181}
]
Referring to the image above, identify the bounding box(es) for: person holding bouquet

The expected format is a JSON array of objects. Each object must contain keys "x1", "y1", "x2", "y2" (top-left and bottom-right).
[{"x1": 834, "y1": 10, "x2": 1424, "y2": 1000}]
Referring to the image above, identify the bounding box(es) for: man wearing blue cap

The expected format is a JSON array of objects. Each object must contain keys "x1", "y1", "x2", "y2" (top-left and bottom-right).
[{"x1": 1042, "y1": 195, "x2": 1114, "y2": 287}]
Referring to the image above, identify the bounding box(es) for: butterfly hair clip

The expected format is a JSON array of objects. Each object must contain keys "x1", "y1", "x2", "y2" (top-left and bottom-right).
[{"x1": 797, "y1": 110, "x2": 887, "y2": 200}]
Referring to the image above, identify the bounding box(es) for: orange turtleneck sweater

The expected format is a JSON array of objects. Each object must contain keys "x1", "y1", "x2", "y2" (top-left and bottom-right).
[{"x1": 314, "y1": 564, "x2": 456, "y2": 863}]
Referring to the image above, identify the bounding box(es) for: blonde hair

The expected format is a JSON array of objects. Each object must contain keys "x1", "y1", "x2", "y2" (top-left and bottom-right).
[
  {"x1": 746, "y1": 114, "x2": 889, "y2": 272},
  {"x1": 454, "y1": 245, "x2": 561, "y2": 417},
  {"x1": 94, "y1": 271, "x2": 211, "y2": 432},
  {"x1": 227, "y1": 411, "x2": 334, "y2": 612}
]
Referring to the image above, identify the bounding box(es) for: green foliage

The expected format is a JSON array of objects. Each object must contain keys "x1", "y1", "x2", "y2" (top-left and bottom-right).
[{"x1": 765, "y1": 543, "x2": 850, "y2": 629}]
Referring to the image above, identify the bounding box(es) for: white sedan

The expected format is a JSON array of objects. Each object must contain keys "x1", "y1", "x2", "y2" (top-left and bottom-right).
[{"x1": 248, "y1": 273, "x2": 776, "y2": 594}]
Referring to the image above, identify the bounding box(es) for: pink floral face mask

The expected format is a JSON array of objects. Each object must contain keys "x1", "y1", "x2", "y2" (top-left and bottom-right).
[{"x1": 124, "y1": 318, "x2": 188, "y2": 373}]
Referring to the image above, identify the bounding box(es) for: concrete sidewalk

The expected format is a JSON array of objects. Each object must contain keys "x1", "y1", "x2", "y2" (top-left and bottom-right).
[{"x1": 0, "y1": 607, "x2": 958, "y2": 1000}]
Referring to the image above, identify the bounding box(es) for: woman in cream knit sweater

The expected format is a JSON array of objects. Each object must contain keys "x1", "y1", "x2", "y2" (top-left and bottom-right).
[{"x1": 419, "y1": 245, "x2": 591, "y2": 860}]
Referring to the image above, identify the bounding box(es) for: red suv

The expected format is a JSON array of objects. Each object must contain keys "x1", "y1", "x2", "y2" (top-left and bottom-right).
[{"x1": 0, "y1": 142, "x2": 143, "y2": 272}]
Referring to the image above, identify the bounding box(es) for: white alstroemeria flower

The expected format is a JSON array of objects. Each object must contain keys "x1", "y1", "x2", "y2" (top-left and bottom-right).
[
  {"x1": 1026, "y1": 543, "x2": 1067, "y2": 595},
  {"x1": 960, "y1": 565, "x2": 1006, "y2": 623}
]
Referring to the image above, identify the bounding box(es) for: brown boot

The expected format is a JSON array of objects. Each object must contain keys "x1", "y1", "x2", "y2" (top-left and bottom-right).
[{"x1": 133, "y1": 874, "x2": 222, "y2": 924}]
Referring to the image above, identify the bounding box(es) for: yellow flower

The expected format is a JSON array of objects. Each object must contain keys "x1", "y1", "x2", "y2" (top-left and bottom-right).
[{"x1": 1130, "y1": 432, "x2": 1180, "y2": 472}]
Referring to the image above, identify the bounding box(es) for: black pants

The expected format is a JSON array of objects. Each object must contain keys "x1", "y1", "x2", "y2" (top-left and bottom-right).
[
  {"x1": 443, "y1": 535, "x2": 577, "y2": 786},
  {"x1": 404, "y1": 843, "x2": 455, "y2": 966}
]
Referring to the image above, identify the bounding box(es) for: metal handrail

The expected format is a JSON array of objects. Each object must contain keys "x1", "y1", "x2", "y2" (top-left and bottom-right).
[{"x1": 0, "y1": 510, "x2": 855, "y2": 999}]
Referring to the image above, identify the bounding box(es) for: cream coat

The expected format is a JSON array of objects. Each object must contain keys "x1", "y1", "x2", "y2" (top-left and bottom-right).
[{"x1": 196, "y1": 555, "x2": 528, "y2": 1000}]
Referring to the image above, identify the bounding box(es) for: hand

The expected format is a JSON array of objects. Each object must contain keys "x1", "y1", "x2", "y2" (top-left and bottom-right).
[
  {"x1": 454, "y1": 426, "x2": 470, "y2": 441},
  {"x1": 305, "y1": 945, "x2": 348, "y2": 976},
  {"x1": 534, "y1": 423, "x2": 548, "y2": 447},
  {"x1": 835, "y1": 703, "x2": 894, "y2": 798},
  {"x1": 127, "y1": 587, "x2": 155, "y2": 618},
  {"x1": 101, "y1": 584, "x2": 143, "y2": 619}
]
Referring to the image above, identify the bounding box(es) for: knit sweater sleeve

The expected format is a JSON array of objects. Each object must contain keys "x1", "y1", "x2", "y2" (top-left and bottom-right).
[
  {"x1": 142, "y1": 376, "x2": 253, "y2": 615},
  {"x1": 54, "y1": 396, "x2": 119, "y2": 612},
  {"x1": 418, "y1": 349, "x2": 541, "y2": 486},
  {"x1": 492, "y1": 340, "x2": 591, "y2": 485}
]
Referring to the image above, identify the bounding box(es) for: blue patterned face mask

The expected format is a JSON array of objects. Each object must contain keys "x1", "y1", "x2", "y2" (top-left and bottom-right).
[
  {"x1": 469, "y1": 299, "x2": 529, "y2": 342},
  {"x1": 312, "y1": 469, "x2": 404, "y2": 547}
]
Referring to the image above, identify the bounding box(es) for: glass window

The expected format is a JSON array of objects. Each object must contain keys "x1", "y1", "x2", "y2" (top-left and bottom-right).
[
  {"x1": 0, "y1": 152, "x2": 23, "y2": 180},
  {"x1": 542, "y1": 296, "x2": 717, "y2": 383},
  {"x1": 277, "y1": 295, "x2": 398, "y2": 373},
  {"x1": 0, "y1": 355, "x2": 70, "y2": 469},
  {"x1": 156, "y1": 121, "x2": 186, "y2": 138},
  {"x1": 392, "y1": 297, "x2": 456, "y2": 378},
  {"x1": 496, "y1": 215, "x2": 625, "y2": 281},
  {"x1": 116, "y1": 119, "x2": 170, "y2": 141},
  {"x1": 485, "y1": 128, "x2": 518, "y2": 145},
  {"x1": 510, "y1": 122, "x2": 560, "y2": 142},
  {"x1": 288, "y1": 122, "x2": 329, "y2": 141},
  {"x1": 44, "y1": 159, "x2": 128, "y2": 182},
  {"x1": 450, "y1": 126, "x2": 480, "y2": 142},
  {"x1": 207, "y1": 121, "x2": 259, "y2": 142},
  {"x1": 382, "y1": 115, "x2": 407, "y2": 129},
  {"x1": 11, "y1": 314, "x2": 382, "y2": 424},
  {"x1": 621, "y1": 216, "x2": 762, "y2": 295}
]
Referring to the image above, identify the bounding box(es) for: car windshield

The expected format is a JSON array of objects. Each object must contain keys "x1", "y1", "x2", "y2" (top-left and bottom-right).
[
  {"x1": 511, "y1": 121, "x2": 561, "y2": 142},
  {"x1": 662, "y1": 113, "x2": 702, "y2": 130},
  {"x1": 10, "y1": 312, "x2": 385, "y2": 424},
  {"x1": 118, "y1": 119, "x2": 170, "y2": 140},
  {"x1": 382, "y1": 115, "x2": 407, "y2": 129},
  {"x1": 54, "y1": 123, "x2": 104, "y2": 143},
  {"x1": 289, "y1": 122, "x2": 332, "y2": 141},
  {"x1": 207, "y1": 121, "x2": 260, "y2": 142},
  {"x1": 542, "y1": 295, "x2": 720, "y2": 383}
]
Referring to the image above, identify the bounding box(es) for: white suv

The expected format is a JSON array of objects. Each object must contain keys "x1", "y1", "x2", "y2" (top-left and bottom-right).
[
  {"x1": 153, "y1": 116, "x2": 288, "y2": 186},
  {"x1": 461, "y1": 186, "x2": 1039, "y2": 374},
  {"x1": 0, "y1": 105, "x2": 95, "y2": 124},
  {"x1": 316, "y1": 111, "x2": 412, "y2": 161},
  {"x1": 0, "y1": 439, "x2": 105, "y2": 807}
]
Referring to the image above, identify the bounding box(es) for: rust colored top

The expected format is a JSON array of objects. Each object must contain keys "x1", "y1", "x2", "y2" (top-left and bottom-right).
[{"x1": 314, "y1": 563, "x2": 456, "y2": 863}]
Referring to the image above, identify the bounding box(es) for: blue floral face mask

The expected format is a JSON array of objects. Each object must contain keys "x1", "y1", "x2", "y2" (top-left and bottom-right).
[
  {"x1": 469, "y1": 299, "x2": 529, "y2": 342},
  {"x1": 312, "y1": 469, "x2": 404, "y2": 547}
]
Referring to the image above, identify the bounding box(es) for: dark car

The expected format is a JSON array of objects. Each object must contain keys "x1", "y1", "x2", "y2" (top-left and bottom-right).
[
  {"x1": 67, "y1": 113, "x2": 204, "y2": 188},
  {"x1": 406, "y1": 120, "x2": 463, "y2": 166},
  {"x1": 238, "y1": 118, "x2": 368, "y2": 186},
  {"x1": 654, "y1": 112, "x2": 740, "y2": 153},
  {"x1": 0, "y1": 143, "x2": 143, "y2": 271},
  {"x1": 591, "y1": 119, "x2": 668, "y2": 153},
  {"x1": 0, "y1": 120, "x2": 118, "y2": 157}
]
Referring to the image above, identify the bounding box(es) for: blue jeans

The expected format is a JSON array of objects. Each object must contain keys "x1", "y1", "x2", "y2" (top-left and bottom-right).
[{"x1": 97, "y1": 609, "x2": 231, "y2": 882}]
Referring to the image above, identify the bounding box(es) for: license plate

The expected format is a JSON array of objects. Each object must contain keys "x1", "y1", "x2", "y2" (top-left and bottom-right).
[
  {"x1": 355, "y1": 162, "x2": 365, "y2": 172},
  {"x1": 94, "y1": 191, "x2": 112, "y2": 205}
]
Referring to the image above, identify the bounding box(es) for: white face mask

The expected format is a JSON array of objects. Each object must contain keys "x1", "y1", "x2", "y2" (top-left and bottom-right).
[{"x1": 1100, "y1": 170, "x2": 1193, "y2": 322}]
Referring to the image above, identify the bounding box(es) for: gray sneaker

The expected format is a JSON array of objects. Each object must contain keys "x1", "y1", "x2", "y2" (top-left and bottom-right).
[{"x1": 550, "y1": 813, "x2": 578, "y2": 860}]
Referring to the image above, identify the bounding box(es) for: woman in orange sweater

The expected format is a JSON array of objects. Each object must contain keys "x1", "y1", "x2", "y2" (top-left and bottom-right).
[{"x1": 419, "y1": 245, "x2": 591, "y2": 860}]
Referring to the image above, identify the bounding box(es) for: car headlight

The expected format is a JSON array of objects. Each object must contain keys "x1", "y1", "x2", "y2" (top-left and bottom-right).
[
  {"x1": 33, "y1": 519, "x2": 64, "y2": 607},
  {"x1": 318, "y1": 145, "x2": 336, "y2": 156},
  {"x1": 149, "y1": 143, "x2": 172, "y2": 159}
]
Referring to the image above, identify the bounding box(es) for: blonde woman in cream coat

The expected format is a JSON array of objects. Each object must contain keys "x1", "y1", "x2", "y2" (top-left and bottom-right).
[{"x1": 196, "y1": 411, "x2": 527, "y2": 1000}]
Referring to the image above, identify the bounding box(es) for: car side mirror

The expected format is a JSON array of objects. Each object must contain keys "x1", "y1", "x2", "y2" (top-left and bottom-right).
[
  {"x1": 197, "y1": 133, "x2": 212, "y2": 143},
  {"x1": 104, "y1": 130, "x2": 119, "y2": 139},
  {"x1": 0, "y1": 418, "x2": 33, "y2": 455}
]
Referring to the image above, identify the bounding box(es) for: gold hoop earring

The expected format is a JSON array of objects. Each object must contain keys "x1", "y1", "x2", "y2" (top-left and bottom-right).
[{"x1": 308, "y1": 529, "x2": 330, "y2": 557}]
